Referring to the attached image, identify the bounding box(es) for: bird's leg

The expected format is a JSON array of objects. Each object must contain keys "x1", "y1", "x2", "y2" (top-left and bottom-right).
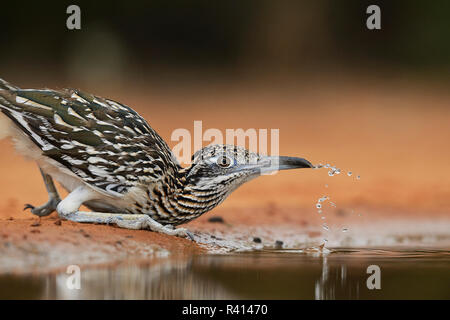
[
  {"x1": 62, "y1": 211, "x2": 194, "y2": 240},
  {"x1": 24, "y1": 168, "x2": 61, "y2": 217},
  {"x1": 56, "y1": 186, "x2": 194, "y2": 240}
]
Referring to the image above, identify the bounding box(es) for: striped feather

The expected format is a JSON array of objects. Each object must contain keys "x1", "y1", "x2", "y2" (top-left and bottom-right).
[{"x1": 0, "y1": 79, "x2": 182, "y2": 198}]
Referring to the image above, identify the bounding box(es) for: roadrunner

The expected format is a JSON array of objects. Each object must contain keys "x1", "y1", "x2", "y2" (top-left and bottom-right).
[{"x1": 0, "y1": 78, "x2": 313, "y2": 239}]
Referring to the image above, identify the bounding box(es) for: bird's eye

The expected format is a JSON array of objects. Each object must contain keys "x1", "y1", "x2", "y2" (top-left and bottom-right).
[{"x1": 216, "y1": 155, "x2": 233, "y2": 168}]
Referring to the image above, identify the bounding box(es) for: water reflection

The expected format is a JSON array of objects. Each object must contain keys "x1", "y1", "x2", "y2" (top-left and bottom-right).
[
  {"x1": 314, "y1": 257, "x2": 361, "y2": 299},
  {"x1": 1, "y1": 248, "x2": 449, "y2": 299}
]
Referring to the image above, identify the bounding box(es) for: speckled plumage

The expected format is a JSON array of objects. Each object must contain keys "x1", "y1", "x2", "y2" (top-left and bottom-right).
[
  {"x1": 0, "y1": 78, "x2": 313, "y2": 238},
  {"x1": 0, "y1": 84, "x2": 179, "y2": 196}
]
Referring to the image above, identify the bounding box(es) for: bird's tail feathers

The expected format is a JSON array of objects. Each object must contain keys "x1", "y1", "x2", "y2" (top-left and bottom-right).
[
  {"x1": 0, "y1": 78, "x2": 17, "y2": 139},
  {"x1": 0, "y1": 78, "x2": 19, "y2": 91}
]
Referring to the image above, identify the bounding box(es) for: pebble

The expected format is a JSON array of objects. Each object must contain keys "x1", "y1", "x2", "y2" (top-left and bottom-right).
[
  {"x1": 30, "y1": 221, "x2": 41, "y2": 227},
  {"x1": 208, "y1": 216, "x2": 225, "y2": 224},
  {"x1": 253, "y1": 237, "x2": 262, "y2": 243},
  {"x1": 275, "y1": 240, "x2": 283, "y2": 249}
]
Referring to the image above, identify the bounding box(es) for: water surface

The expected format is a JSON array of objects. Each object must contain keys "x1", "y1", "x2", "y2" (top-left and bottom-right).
[{"x1": 1, "y1": 247, "x2": 449, "y2": 299}]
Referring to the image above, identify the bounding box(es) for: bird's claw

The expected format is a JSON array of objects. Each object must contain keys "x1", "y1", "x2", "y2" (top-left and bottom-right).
[
  {"x1": 23, "y1": 198, "x2": 60, "y2": 217},
  {"x1": 163, "y1": 226, "x2": 195, "y2": 241},
  {"x1": 185, "y1": 230, "x2": 195, "y2": 241},
  {"x1": 178, "y1": 229, "x2": 195, "y2": 241},
  {"x1": 24, "y1": 204, "x2": 35, "y2": 211}
]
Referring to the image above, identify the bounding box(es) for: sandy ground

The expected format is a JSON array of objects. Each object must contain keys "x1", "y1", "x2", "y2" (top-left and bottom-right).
[{"x1": 0, "y1": 75, "x2": 449, "y2": 273}]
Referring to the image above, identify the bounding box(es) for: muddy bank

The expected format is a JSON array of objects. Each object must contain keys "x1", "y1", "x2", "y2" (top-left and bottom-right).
[
  {"x1": 2, "y1": 207, "x2": 450, "y2": 275},
  {"x1": 0, "y1": 216, "x2": 201, "y2": 274}
]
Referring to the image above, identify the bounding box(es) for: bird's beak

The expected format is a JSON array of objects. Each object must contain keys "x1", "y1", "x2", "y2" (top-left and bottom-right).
[
  {"x1": 268, "y1": 156, "x2": 314, "y2": 171},
  {"x1": 237, "y1": 155, "x2": 314, "y2": 175},
  {"x1": 261, "y1": 156, "x2": 313, "y2": 174}
]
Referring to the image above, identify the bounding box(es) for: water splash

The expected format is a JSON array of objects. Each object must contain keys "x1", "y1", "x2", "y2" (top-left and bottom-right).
[
  {"x1": 313, "y1": 162, "x2": 364, "y2": 247},
  {"x1": 314, "y1": 163, "x2": 360, "y2": 182}
]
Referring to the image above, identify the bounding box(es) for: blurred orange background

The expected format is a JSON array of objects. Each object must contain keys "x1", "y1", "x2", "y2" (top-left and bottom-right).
[{"x1": 1, "y1": 1, "x2": 449, "y2": 222}]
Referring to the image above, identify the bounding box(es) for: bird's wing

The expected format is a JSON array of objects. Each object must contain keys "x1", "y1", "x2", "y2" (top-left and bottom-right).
[{"x1": 0, "y1": 84, "x2": 180, "y2": 197}]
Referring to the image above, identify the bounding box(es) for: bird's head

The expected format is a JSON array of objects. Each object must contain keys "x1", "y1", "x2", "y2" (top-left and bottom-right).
[{"x1": 182, "y1": 144, "x2": 313, "y2": 197}]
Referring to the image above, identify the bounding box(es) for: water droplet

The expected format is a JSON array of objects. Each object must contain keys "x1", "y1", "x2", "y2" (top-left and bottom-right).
[
  {"x1": 325, "y1": 164, "x2": 330, "y2": 168},
  {"x1": 356, "y1": 175, "x2": 361, "y2": 180},
  {"x1": 317, "y1": 209, "x2": 322, "y2": 214},
  {"x1": 342, "y1": 227, "x2": 348, "y2": 233},
  {"x1": 335, "y1": 169, "x2": 341, "y2": 174},
  {"x1": 316, "y1": 203, "x2": 322, "y2": 209},
  {"x1": 328, "y1": 171, "x2": 334, "y2": 176},
  {"x1": 347, "y1": 171, "x2": 352, "y2": 176},
  {"x1": 322, "y1": 223, "x2": 329, "y2": 231}
]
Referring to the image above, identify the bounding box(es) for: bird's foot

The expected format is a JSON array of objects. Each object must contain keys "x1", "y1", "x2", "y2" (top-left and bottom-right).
[
  {"x1": 24, "y1": 197, "x2": 61, "y2": 217},
  {"x1": 59, "y1": 211, "x2": 195, "y2": 241},
  {"x1": 125, "y1": 215, "x2": 194, "y2": 240},
  {"x1": 118, "y1": 215, "x2": 195, "y2": 240}
]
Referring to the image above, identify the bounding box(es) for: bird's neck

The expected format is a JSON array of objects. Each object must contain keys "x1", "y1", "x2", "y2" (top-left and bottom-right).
[
  {"x1": 165, "y1": 168, "x2": 228, "y2": 222},
  {"x1": 171, "y1": 184, "x2": 228, "y2": 220},
  {"x1": 145, "y1": 168, "x2": 227, "y2": 224}
]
